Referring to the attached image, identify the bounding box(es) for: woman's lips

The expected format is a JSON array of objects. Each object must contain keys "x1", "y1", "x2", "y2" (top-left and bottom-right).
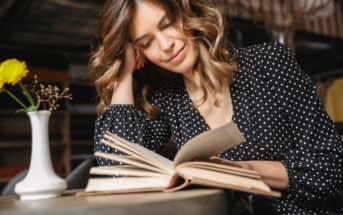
[{"x1": 168, "y1": 46, "x2": 185, "y2": 63}]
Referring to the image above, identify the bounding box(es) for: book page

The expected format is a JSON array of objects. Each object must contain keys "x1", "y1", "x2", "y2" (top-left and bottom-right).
[
  {"x1": 95, "y1": 152, "x2": 167, "y2": 174},
  {"x1": 176, "y1": 161, "x2": 260, "y2": 179},
  {"x1": 102, "y1": 133, "x2": 174, "y2": 174},
  {"x1": 176, "y1": 167, "x2": 271, "y2": 192},
  {"x1": 188, "y1": 177, "x2": 280, "y2": 198},
  {"x1": 100, "y1": 138, "x2": 169, "y2": 174},
  {"x1": 85, "y1": 176, "x2": 172, "y2": 192},
  {"x1": 90, "y1": 166, "x2": 167, "y2": 177},
  {"x1": 173, "y1": 122, "x2": 245, "y2": 166}
]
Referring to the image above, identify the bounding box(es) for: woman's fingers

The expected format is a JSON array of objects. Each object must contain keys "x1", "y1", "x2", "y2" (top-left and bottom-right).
[
  {"x1": 209, "y1": 156, "x2": 228, "y2": 164},
  {"x1": 133, "y1": 44, "x2": 146, "y2": 69},
  {"x1": 134, "y1": 45, "x2": 140, "y2": 66},
  {"x1": 140, "y1": 56, "x2": 146, "y2": 68},
  {"x1": 193, "y1": 156, "x2": 247, "y2": 169},
  {"x1": 209, "y1": 157, "x2": 239, "y2": 167},
  {"x1": 138, "y1": 54, "x2": 145, "y2": 69},
  {"x1": 137, "y1": 57, "x2": 143, "y2": 69},
  {"x1": 138, "y1": 54, "x2": 146, "y2": 69},
  {"x1": 209, "y1": 157, "x2": 251, "y2": 170},
  {"x1": 123, "y1": 43, "x2": 137, "y2": 74},
  {"x1": 132, "y1": 44, "x2": 144, "y2": 70},
  {"x1": 122, "y1": 43, "x2": 146, "y2": 75}
]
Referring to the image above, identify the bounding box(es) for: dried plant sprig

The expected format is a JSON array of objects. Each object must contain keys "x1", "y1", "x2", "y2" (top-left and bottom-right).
[{"x1": 30, "y1": 75, "x2": 72, "y2": 111}]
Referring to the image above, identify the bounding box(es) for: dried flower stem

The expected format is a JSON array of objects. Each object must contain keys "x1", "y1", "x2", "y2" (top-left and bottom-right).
[{"x1": 29, "y1": 76, "x2": 72, "y2": 111}]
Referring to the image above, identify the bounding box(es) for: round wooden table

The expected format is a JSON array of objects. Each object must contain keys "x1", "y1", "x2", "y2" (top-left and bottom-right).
[{"x1": 0, "y1": 189, "x2": 230, "y2": 215}]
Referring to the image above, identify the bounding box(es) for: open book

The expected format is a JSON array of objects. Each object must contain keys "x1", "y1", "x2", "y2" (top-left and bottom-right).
[{"x1": 78, "y1": 122, "x2": 280, "y2": 197}]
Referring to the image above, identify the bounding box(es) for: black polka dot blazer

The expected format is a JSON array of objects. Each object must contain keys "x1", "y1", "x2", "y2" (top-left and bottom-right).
[{"x1": 94, "y1": 41, "x2": 343, "y2": 214}]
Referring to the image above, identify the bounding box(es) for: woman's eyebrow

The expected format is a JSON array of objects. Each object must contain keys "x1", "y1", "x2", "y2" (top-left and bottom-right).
[{"x1": 134, "y1": 14, "x2": 167, "y2": 44}]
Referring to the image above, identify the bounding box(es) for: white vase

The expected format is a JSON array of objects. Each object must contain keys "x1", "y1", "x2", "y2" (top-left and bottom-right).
[{"x1": 15, "y1": 110, "x2": 67, "y2": 200}]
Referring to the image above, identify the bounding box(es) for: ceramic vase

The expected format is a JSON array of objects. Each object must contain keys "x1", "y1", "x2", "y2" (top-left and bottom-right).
[{"x1": 15, "y1": 110, "x2": 67, "y2": 200}]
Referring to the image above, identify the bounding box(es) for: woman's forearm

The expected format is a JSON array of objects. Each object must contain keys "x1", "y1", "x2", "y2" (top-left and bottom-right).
[
  {"x1": 210, "y1": 157, "x2": 289, "y2": 189},
  {"x1": 111, "y1": 43, "x2": 144, "y2": 105},
  {"x1": 111, "y1": 73, "x2": 134, "y2": 105},
  {"x1": 238, "y1": 160, "x2": 288, "y2": 190}
]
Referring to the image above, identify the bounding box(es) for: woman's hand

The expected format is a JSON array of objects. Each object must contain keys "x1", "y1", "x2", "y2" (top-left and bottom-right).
[
  {"x1": 122, "y1": 43, "x2": 146, "y2": 77},
  {"x1": 209, "y1": 157, "x2": 250, "y2": 169},
  {"x1": 209, "y1": 156, "x2": 289, "y2": 190},
  {"x1": 111, "y1": 43, "x2": 146, "y2": 105}
]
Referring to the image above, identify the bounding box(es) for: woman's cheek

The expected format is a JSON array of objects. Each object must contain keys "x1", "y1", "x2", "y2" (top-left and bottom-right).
[{"x1": 146, "y1": 53, "x2": 162, "y2": 67}]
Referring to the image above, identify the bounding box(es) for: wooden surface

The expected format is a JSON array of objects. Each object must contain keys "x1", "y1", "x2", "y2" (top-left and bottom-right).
[{"x1": 0, "y1": 189, "x2": 229, "y2": 215}]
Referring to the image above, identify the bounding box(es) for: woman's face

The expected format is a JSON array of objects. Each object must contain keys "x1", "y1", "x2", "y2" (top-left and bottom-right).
[{"x1": 129, "y1": 1, "x2": 198, "y2": 77}]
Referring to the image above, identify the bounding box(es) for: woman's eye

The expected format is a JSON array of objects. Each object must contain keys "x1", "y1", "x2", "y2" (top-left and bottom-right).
[
  {"x1": 164, "y1": 22, "x2": 172, "y2": 28},
  {"x1": 142, "y1": 40, "x2": 151, "y2": 49},
  {"x1": 163, "y1": 22, "x2": 173, "y2": 29}
]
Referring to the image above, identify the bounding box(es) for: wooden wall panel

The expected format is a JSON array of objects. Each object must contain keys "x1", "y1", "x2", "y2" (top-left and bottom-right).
[{"x1": 226, "y1": 0, "x2": 343, "y2": 40}]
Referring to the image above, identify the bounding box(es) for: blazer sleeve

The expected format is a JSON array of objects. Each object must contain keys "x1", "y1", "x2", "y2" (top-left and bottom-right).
[{"x1": 260, "y1": 41, "x2": 343, "y2": 207}]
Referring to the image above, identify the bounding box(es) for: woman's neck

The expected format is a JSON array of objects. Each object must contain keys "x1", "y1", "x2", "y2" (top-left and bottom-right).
[
  {"x1": 182, "y1": 71, "x2": 233, "y2": 129},
  {"x1": 182, "y1": 69, "x2": 194, "y2": 85}
]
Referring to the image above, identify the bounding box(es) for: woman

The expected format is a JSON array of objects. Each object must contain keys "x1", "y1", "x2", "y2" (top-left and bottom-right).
[{"x1": 89, "y1": 0, "x2": 343, "y2": 214}]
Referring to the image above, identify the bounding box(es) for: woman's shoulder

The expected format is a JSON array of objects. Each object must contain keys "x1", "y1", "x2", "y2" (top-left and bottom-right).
[
  {"x1": 237, "y1": 40, "x2": 291, "y2": 64},
  {"x1": 235, "y1": 40, "x2": 298, "y2": 78},
  {"x1": 234, "y1": 41, "x2": 313, "y2": 91}
]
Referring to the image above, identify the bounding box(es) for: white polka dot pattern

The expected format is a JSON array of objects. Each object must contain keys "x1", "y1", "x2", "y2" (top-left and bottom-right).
[{"x1": 94, "y1": 41, "x2": 343, "y2": 214}]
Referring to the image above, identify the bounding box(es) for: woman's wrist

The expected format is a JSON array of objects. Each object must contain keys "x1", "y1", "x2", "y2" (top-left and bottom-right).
[
  {"x1": 111, "y1": 72, "x2": 134, "y2": 104},
  {"x1": 121, "y1": 65, "x2": 135, "y2": 78},
  {"x1": 242, "y1": 160, "x2": 288, "y2": 189},
  {"x1": 208, "y1": 157, "x2": 288, "y2": 189}
]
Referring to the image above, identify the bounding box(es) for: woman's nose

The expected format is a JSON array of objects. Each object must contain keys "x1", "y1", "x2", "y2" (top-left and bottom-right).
[{"x1": 157, "y1": 32, "x2": 174, "y2": 51}]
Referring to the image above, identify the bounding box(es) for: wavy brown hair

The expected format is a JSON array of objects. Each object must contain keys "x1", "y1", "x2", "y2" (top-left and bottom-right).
[{"x1": 89, "y1": 0, "x2": 238, "y2": 116}]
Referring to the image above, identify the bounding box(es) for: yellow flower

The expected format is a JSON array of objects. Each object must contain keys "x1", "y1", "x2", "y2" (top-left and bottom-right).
[{"x1": 0, "y1": 59, "x2": 29, "y2": 88}]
